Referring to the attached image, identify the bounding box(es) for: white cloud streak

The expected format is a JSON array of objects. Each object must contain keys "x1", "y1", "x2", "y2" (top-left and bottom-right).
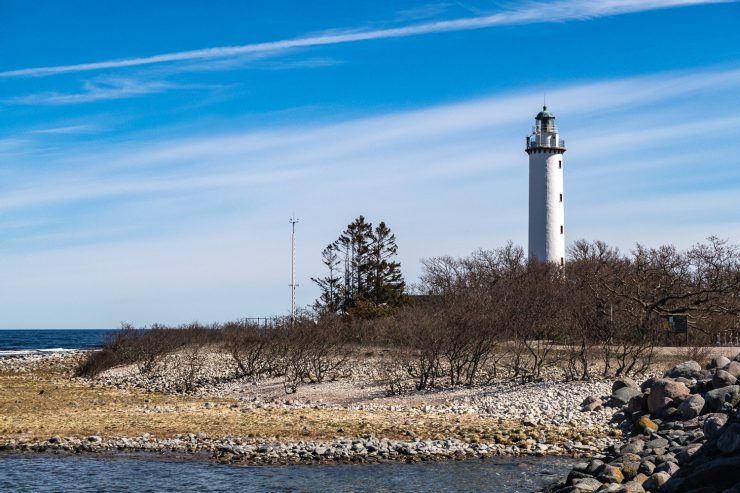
[
  {"x1": 0, "y1": 0, "x2": 731, "y2": 78},
  {"x1": 4, "y1": 78, "x2": 206, "y2": 105},
  {"x1": 29, "y1": 124, "x2": 98, "y2": 134},
  {"x1": 4, "y1": 65, "x2": 739, "y2": 216}
]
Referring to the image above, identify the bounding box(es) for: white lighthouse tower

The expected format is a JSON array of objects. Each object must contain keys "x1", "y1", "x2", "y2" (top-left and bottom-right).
[{"x1": 525, "y1": 106, "x2": 566, "y2": 265}]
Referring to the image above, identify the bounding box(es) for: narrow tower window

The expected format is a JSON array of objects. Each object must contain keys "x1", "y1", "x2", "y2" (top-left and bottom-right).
[
  {"x1": 558, "y1": 160, "x2": 562, "y2": 169},
  {"x1": 560, "y1": 257, "x2": 564, "y2": 266},
  {"x1": 559, "y1": 193, "x2": 563, "y2": 202},
  {"x1": 560, "y1": 225, "x2": 564, "y2": 234}
]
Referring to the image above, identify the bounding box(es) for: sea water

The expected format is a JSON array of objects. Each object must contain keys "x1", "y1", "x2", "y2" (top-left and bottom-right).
[
  {"x1": 0, "y1": 329, "x2": 110, "y2": 356},
  {"x1": 0, "y1": 454, "x2": 573, "y2": 492}
]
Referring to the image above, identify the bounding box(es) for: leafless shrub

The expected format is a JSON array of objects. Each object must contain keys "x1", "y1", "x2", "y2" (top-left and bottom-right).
[
  {"x1": 375, "y1": 357, "x2": 411, "y2": 396},
  {"x1": 75, "y1": 322, "x2": 218, "y2": 379},
  {"x1": 133, "y1": 324, "x2": 176, "y2": 378},
  {"x1": 74, "y1": 324, "x2": 140, "y2": 377},
  {"x1": 301, "y1": 317, "x2": 351, "y2": 383},
  {"x1": 518, "y1": 266, "x2": 565, "y2": 381},
  {"x1": 391, "y1": 306, "x2": 445, "y2": 390},
  {"x1": 222, "y1": 321, "x2": 271, "y2": 380},
  {"x1": 173, "y1": 339, "x2": 207, "y2": 393},
  {"x1": 609, "y1": 315, "x2": 657, "y2": 376},
  {"x1": 479, "y1": 344, "x2": 512, "y2": 382},
  {"x1": 267, "y1": 315, "x2": 351, "y2": 393}
]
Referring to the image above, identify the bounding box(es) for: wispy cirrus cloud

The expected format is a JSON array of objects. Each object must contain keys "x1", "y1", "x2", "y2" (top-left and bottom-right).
[
  {"x1": 392, "y1": 2, "x2": 457, "y2": 22},
  {"x1": 3, "y1": 77, "x2": 203, "y2": 105},
  {"x1": 5, "y1": 64, "x2": 739, "y2": 214},
  {"x1": 30, "y1": 124, "x2": 99, "y2": 134},
  {"x1": 0, "y1": 0, "x2": 732, "y2": 78},
  {"x1": 258, "y1": 57, "x2": 342, "y2": 71}
]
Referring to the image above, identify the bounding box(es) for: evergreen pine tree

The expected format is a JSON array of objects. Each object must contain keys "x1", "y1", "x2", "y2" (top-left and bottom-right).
[
  {"x1": 333, "y1": 215, "x2": 373, "y2": 310},
  {"x1": 310, "y1": 244, "x2": 342, "y2": 313},
  {"x1": 368, "y1": 221, "x2": 406, "y2": 308},
  {"x1": 312, "y1": 215, "x2": 406, "y2": 316}
]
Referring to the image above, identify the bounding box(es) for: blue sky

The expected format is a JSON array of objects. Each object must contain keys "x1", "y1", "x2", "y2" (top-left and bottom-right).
[{"x1": 0, "y1": 0, "x2": 739, "y2": 328}]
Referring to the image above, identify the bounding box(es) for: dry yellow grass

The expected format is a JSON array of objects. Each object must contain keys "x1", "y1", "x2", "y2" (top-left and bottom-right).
[{"x1": 0, "y1": 362, "x2": 607, "y2": 446}]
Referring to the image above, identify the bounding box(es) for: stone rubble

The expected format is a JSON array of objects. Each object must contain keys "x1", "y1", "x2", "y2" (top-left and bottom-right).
[
  {"x1": 0, "y1": 350, "x2": 617, "y2": 429},
  {"x1": 0, "y1": 433, "x2": 612, "y2": 465},
  {"x1": 540, "y1": 352, "x2": 740, "y2": 493}
]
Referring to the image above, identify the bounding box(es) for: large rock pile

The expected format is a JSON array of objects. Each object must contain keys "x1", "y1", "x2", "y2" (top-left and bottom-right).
[{"x1": 544, "y1": 353, "x2": 740, "y2": 493}]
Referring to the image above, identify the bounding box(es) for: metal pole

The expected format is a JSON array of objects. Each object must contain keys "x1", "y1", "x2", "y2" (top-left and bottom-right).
[{"x1": 289, "y1": 217, "x2": 299, "y2": 321}]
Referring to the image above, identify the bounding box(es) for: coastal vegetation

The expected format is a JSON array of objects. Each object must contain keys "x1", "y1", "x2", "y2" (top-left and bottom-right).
[{"x1": 74, "y1": 237, "x2": 740, "y2": 396}]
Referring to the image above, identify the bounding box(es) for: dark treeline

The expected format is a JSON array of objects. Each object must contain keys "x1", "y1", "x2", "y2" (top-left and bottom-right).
[
  {"x1": 312, "y1": 215, "x2": 406, "y2": 318},
  {"x1": 77, "y1": 237, "x2": 740, "y2": 395}
]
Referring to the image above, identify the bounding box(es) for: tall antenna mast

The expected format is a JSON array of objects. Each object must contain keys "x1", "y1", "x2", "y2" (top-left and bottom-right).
[{"x1": 289, "y1": 217, "x2": 299, "y2": 321}]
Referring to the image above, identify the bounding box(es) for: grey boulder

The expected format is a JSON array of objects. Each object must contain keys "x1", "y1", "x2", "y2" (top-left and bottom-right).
[
  {"x1": 612, "y1": 387, "x2": 642, "y2": 406},
  {"x1": 676, "y1": 394, "x2": 705, "y2": 420},
  {"x1": 648, "y1": 379, "x2": 690, "y2": 413},
  {"x1": 581, "y1": 395, "x2": 603, "y2": 412},
  {"x1": 612, "y1": 377, "x2": 639, "y2": 394},
  {"x1": 725, "y1": 361, "x2": 740, "y2": 379},
  {"x1": 666, "y1": 361, "x2": 703, "y2": 380},
  {"x1": 627, "y1": 395, "x2": 646, "y2": 415},
  {"x1": 572, "y1": 477, "x2": 603, "y2": 492},
  {"x1": 705, "y1": 385, "x2": 740, "y2": 411},
  {"x1": 717, "y1": 422, "x2": 740, "y2": 454},
  {"x1": 703, "y1": 413, "x2": 729, "y2": 440},
  {"x1": 643, "y1": 471, "x2": 670, "y2": 490},
  {"x1": 712, "y1": 369, "x2": 737, "y2": 389},
  {"x1": 708, "y1": 356, "x2": 730, "y2": 369}
]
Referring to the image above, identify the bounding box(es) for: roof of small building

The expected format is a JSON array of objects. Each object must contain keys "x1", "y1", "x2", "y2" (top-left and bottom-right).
[{"x1": 535, "y1": 106, "x2": 555, "y2": 120}]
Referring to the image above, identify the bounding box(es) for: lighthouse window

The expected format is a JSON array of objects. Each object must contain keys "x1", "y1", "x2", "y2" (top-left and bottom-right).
[
  {"x1": 559, "y1": 193, "x2": 563, "y2": 202},
  {"x1": 560, "y1": 257, "x2": 564, "y2": 266},
  {"x1": 558, "y1": 160, "x2": 562, "y2": 169},
  {"x1": 560, "y1": 225, "x2": 564, "y2": 234}
]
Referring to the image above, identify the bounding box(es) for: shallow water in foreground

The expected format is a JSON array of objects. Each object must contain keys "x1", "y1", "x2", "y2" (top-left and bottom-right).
[{"x1": 0, "y1": 454, "x2": 574, "y2": 492}]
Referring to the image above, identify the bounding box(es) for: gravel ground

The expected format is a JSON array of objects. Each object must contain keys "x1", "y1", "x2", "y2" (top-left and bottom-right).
[
  {"x1": 0, "y1": 350, "x2": 643, "y2": 465},
  {"x1": 73, "y1": 349, "x2": 625, "y2": 429}
]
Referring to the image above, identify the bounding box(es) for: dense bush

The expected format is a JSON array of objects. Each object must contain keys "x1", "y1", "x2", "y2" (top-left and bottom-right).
[
  {"x1": 75, "y1": 316, "x2": 350, "y2": 394},
  {"x1": 75, "y1": 322, "x2": 221, "y2": 378}
]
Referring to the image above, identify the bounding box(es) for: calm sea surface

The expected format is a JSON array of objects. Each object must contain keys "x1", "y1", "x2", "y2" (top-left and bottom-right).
[
  {"x1": 0, "y1": 329, "x2": 110, "y2": 355},
  {"x1": 0, "y1": 454, "x2": 573, "y2": 492}
]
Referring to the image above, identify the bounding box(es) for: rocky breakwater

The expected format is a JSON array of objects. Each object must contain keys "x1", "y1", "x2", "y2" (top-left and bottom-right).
[
  {"x1": 0, "y1": 432, "x2": 590, "y2": 465},
  {"x1": 542, "y1": 353, "x2": 740, "y2": 493}
]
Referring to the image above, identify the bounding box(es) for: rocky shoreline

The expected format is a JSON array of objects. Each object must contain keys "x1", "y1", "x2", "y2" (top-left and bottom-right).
[
  {"x1": 1, "y1": 351, "x2": 620, "y2": 468},
  {"x1": 0, "y1": 432, "x2": 610, "y2": 466},
  {"x1": 541, "y1": 354, "x2": 740, "y2": 493},
  {"x1": 12, "y1": 349, "x2": 740, "y2": 488}
]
